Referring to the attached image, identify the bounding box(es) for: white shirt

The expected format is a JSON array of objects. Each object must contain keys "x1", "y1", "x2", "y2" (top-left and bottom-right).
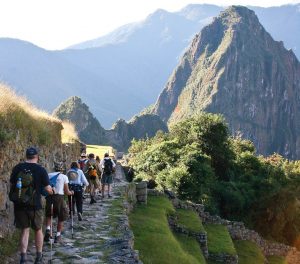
[{"x1": 48, "y1": 172, "x2": 69, "y2": 195}]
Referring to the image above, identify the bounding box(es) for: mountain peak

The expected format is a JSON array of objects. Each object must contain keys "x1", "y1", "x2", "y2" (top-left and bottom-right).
[{"x1": 153, "y1": 5, "x2": 300, "y2": 159}]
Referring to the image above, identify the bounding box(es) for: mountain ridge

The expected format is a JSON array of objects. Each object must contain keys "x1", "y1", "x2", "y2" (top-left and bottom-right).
[{"x1": 152, "y1": 5, "x2": 300, "y2": 159}]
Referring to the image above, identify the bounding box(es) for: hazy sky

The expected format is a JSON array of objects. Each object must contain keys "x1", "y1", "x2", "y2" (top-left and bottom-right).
[{"x1": 0, "y1": 0, "x2": 299, "y2": 50}]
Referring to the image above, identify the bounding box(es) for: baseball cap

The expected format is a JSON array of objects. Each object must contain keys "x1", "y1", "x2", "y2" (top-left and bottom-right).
[{"x1": 26, "y1": 147, "x2": 38, "y2": 156}]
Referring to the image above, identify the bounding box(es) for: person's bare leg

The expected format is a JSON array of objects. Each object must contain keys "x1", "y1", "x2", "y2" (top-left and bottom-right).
[
  {"x1": 108, "y1": 184, "x2": 111, "y2": 196},
  {"x1": 101, "y1": 184, "x2": 105, "y2": 197},
  {"x1": 35, "y1": 228, "x2": 43, "y2": 253},
  {"x1": 46, "y1": 217, "x2": 51, "y2": 227},
  {"x1": 20, "y1": 228, "x2": 30, "y2": 253},
  {"x1": 57, "y1": 221, "x2": 63, "y2": 233}
]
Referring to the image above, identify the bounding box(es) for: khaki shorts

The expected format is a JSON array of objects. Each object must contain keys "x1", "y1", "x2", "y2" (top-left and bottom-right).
[
  {"x1": 45, "y1": 195, "x2": 69, "y2": 222},
  {"x1": 14, "y1": 208, "x2": 44, "y2": 230},
  {"x1": 89, "y1": 176, "x2": 100, "y2": 188},
  {"x1": 101, "y1": 173, "x2": 113, "y2": 185}
]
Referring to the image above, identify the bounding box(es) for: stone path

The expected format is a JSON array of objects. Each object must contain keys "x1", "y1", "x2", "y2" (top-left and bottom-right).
[{"x1": 8, "y1": 164, "x2": 139, "y2": 264}]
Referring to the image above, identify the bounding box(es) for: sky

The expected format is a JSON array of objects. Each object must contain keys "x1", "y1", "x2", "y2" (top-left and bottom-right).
[{"x1": 0, "y1": 0, "x2": 299, "y2": 50}]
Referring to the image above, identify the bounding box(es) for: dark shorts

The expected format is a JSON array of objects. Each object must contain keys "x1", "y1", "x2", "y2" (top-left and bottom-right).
[
  {"x1": 14, "y1": 208, "x2": 44, "y2": 230},
  {"x1": 45, "y1": 195, "x2": 69, "y2": 222},
  {"x1": 101, "y1": 173, "x2": 113, "y2": 185}
]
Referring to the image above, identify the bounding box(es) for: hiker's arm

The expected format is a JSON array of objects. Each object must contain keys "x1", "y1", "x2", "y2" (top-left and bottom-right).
[
  {"x1": 111, "y1": 159, "x2": 116, "y2": 168},
  {"x1": 45, "y1": 185, "x2": 54, "y2": 195},
  {"x1": 41, "y1": 168, "x2": 53, "y2": 194},
  {"x1": 81, "y1": 171, "x2": 89, "y2": 186},
  {"x1": 64, "y1": 183, "x2": 74, "y2": 196}
]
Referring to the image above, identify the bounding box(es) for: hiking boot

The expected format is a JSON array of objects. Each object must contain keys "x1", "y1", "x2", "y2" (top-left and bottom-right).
[
  {"x1": 20, "y1": 253, "x2": 27, "y2": 264},
  {"x1": 78, "y1": 212, "x2": 83, "y2": 221},
  {"x1": 54, "y1": 235, "x2": 62, "y2": 243},
  {"x1": 43, "y1": 229, "x2": 50, "y2": 242},
  {"x1": 90, "y1": 197, "x2": 96, "y2": 204},
  {"x1": 34, "y1": 255, "x2": 44, "y2": 264}
]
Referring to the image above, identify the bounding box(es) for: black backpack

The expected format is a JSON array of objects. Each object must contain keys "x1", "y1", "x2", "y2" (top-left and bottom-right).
[
  {"x1": 9, "y1": 169, "x2": 36, "y2": 207},
  {"x1": 103, "y1": 159, "x2": 113, "y2": 175}
]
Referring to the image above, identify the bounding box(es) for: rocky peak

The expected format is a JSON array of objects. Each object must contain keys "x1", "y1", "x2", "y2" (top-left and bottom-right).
[
  {"x1": 153, "y1": 6, "x2": 300, "y2": 159},
  {"x1": 53, "y1": 96, "x2": 107, "y2": 145}
]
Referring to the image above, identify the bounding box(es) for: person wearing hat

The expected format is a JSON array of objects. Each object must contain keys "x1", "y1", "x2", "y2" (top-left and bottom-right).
[
  {"x1": 44, "y1": 162, "x2": 74, "y2": 243},
  {"x1": 78, "y1": 153, "x2": 88, "y2": 170},
  {"x1": 9, "y1": 147, "x2": 54, "y2": 264}
]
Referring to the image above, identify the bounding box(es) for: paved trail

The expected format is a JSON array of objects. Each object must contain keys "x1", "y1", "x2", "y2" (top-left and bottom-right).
[{"x1": 8, "y1": 164, "x2": 138, "y2": 264}]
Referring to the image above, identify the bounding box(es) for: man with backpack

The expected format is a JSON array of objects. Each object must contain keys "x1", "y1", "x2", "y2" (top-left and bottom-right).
[
  {"x1": 44, "y1": 162, "x2": 74, "y2": 243},
  {"x1": 84, "y1": 153, "x2": 100, "y2": 204},
  {"x1": 99, "y1": 153, "x2": 116, "y2": 198},
  {"x1": 9, "y1": 147, "x2": 54, "y2": 264}
]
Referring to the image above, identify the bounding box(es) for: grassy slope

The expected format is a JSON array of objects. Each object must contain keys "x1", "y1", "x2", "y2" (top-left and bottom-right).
[
  {"x1": 204, "y1": 224, "x2": 236, "y2": 255},
  {"x1": 234, "y1": 240, "x2": 264, "y2": 264},
  {"x1": 129, "y1": 196, "x2": 206, "y2": 264},
  {"x1": 176, "y1": 208, "x2": 205, "y2": 233}
]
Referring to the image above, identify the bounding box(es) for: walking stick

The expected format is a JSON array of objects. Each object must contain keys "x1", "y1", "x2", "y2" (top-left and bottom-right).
[
  {"x1": 71, "y1": 194, "x2": 74, "y2": 239},
  {"x1": 49, "y1": 198, "x2": 54, "y2": 263}
]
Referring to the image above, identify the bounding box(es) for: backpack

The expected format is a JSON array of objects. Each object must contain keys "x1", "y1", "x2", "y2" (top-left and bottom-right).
[
  {"x1": 9, "y1": 169, "x2": 36, "y2": 207},
  {"x1": 87, "y1": 162, "x2": 97, "y2": 178},
  {"x1": 67, "y1": 170, "x2": 79, "y2": 181},
  {"x1": 41, "y1": 173, "x2": 60, "y2": 197},
  {"x1": 103, "y1": 159, "x2": 113, "y2": 175},
  {"x1": 78, "y1": 159, "x2": 86, "y2": 170}
]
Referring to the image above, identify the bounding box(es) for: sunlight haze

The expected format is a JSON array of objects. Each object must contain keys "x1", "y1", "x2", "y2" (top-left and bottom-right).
[{"x1": 0, "y1": 0, "x2": 299, "y2": 49}]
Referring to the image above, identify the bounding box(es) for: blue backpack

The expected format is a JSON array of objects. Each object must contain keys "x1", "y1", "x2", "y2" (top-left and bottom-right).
[{"x1": 41, "y1": 173, "x2": 60, "y2": 197}]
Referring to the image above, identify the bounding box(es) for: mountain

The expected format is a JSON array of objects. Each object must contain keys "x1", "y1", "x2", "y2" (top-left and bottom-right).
[
  {"x1": 0, "y1": 4, "x2": 299, "y2": 128},
  {"x1": 53, "y1": 96, "x2": 107, "y2": 145},
  {"x1": 53, "y1": 96, "x2": 167, "y2": 151},
  {"x1": 153, "y1": 6, "x2": 300, "y2": 159}
]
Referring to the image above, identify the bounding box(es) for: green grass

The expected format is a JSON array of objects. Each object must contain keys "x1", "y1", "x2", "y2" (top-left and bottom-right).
[
  {"x1": 174, "y1": 233, "x2": 206, "y2": 263},
  {"x1": 176, "y1": 208, "x2": 205, "y2": 233},
  {"x1": 204, "y1": 224, "x2": 236, "y2": 255},
  {"x1": 267, "y1": 255, "x2": 287, "y2": 264},
  {"x1": 86, "y1": 145, "x2": 115, "y2": 159},
  {"x1": 0, "y1": 230, "x2": 21, "y2": 260},
  {"x1": 130, "y1": 196, "x2": 205, "y2": 264},
  {"x1": 234, "y1": 240, "x2": 264, "y2": 264}
]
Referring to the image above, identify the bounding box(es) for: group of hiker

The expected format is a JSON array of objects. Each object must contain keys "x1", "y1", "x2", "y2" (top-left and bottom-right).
[{"x1": 9, "y1": 147, "x2": 116, "y2": 264}]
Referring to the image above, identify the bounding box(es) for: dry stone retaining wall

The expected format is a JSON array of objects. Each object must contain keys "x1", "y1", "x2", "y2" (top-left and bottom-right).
[{"x1": 0, "y1": 130, "x2": 82, "y2": 238}]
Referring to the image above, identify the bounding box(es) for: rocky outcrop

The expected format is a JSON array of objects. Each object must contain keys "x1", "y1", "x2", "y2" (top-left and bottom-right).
[
  {"x1": 53, "y1": 96, "x2": 107, "y2": 145},
  {"x1": 106, "y1": 114, "x2": 168, "y2": 151},
  {"x1": 153, "y1": 6, "x2": 300, "y2": 159},
  {"x1": 54, "y1": 96, "x2": 168, "y2": 151}
]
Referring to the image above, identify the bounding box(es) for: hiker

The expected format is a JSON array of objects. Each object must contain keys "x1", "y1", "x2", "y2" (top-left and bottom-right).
[
  {"x1": 67, "y1": 161, "x2": 89, "y2": 221},
  {"x1": 84, "y1": 153, "x2": 100, "y2": 204},
  {"x1": 99, "y1": 153, "x2": 116, "y2": 198},
  {"x1": 78, "y1": 153, "x2": 88, "y2": 170},
  {"x1": 9, "y1": 147, "x2": 54, "y2": 264},
  {"x1": 95, "y1": 155, "x2": 102, "y2": 194},
  {"x1": 44, "y1": 162, "x2": 74, "y2": 243}
]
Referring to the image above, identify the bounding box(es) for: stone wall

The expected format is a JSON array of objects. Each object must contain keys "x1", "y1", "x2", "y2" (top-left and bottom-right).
[
  {"x1": 0, "y1": 130, "x2": 82, "y2": 238},
  {"x1": 160, "y1": 190, "x2": 300, "y2": 263}
]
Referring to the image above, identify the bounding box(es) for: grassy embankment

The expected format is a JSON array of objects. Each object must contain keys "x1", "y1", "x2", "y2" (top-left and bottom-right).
[
  {"x1": 0, "y1": 84, "x2": 78, "y2": 145},
  {"x1": 129, "y1": 196, "x2": 206, "y2": 264}
]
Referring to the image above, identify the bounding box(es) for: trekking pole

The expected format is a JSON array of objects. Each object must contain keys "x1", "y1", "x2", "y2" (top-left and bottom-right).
[
  {"x1": 71, "y1": 194, "x2": 74, "y2": 239},
  {"x1": 49, "y1": 197, "x2": 54, "y2": 263}
]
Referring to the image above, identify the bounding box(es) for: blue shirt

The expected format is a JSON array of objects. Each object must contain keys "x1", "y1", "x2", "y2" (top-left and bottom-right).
[{"x1": 67, "y1": 168, "x2": 89, "y2": 186}]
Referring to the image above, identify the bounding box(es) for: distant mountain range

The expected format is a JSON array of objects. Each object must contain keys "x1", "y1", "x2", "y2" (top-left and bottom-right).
[
  {"x1": 0, "y1": 4, "x2": 299, "y2": 128},
  {"x1": 153, "y1": 6, "x2": 300, "y2": 159}
]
